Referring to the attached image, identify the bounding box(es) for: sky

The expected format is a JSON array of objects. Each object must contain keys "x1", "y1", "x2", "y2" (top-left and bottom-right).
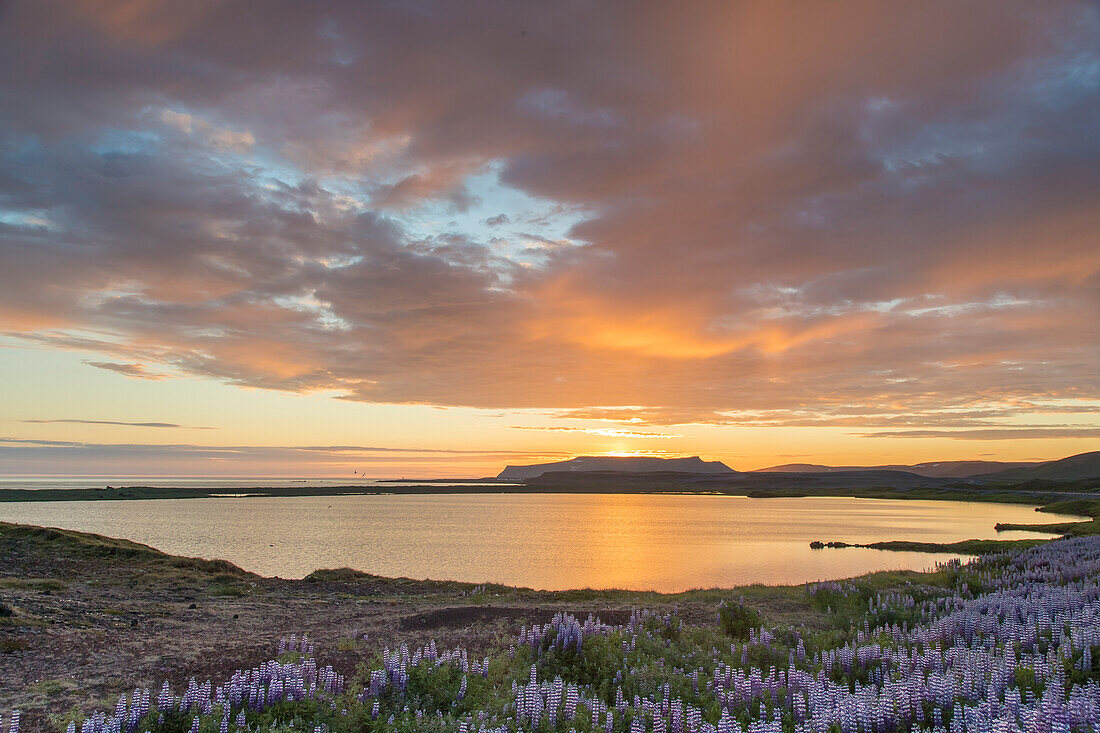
[{"x1": 0, "y1": 0, "x2": 1098, "y2": 478}]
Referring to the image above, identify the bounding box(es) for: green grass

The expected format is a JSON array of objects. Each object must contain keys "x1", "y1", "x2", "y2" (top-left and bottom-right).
[
  {"x1": 303, "y1": 567, "x2": 376, "y2": 582},
  {"x1": 997, "y1": 520, "x2": 1100, "y2": 536},
  {"x1": 717, "y1": 600, "x2": 761, "y2": 639},
  {"x1": 1040, "y1": 498, "x2": 1100, "y2": 517},
  {"x1": 28, "y1": 679, "x2": 71, "y2": 695},
  {"x1": 209, "y1": 583, "x2": 247, "y2": 597},
  {"x1": 805, "y1": 496, "x2": 1100, "y2": 553},
  {"x1": 0, "y1": 577, "x2": 65, "y2": 590},
  {"x1": 858, "y1": 538, "x2": 1050, "y2": 554},
  {"x1": 336, "y1": 637, "x2": 365, "y2": 651},
  {"x1": 0, "y1": 521, "x2": 254, "y2": 578},
  {"x1": 991, "y1": 499, "x2": 1100, "y2": 537}
]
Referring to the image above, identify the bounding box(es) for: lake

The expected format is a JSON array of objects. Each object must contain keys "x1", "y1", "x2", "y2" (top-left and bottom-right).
[{"x1": 0, "y1": 494, "x2": 1071, "y2": 592}]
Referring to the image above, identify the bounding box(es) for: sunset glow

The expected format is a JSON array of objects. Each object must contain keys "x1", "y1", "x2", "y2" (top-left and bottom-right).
[{"x1": 1, "y1": 1, "x2": 1098, "y2": 477}]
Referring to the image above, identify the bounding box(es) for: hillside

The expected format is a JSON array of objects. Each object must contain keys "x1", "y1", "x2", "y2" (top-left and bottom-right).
[
  {"x1": 497, "y1": 455, "x2": 734, "y2": 480},
  {"x1": 971, "y1": 451, "x2": 1100, "y2": 483},
  {"x1": 754, "y1": 463, "x2": 836, "y2": 473},
  {"x1": 755, "y1": 460, "x2": 1036, "y2": 478}
]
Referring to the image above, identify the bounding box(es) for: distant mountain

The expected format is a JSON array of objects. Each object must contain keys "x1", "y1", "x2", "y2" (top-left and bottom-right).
[
  {"x1": 755, "y1": 460, "x2": 1036, "y2": 478},
  {"x1": 497, "y1": 456, "x2": 735, "y2": 481},
  {"x1": 970, "y1": 451, "x2": 1100, "y2": 483},
  {"x1": 755, "y1": 463, "x2": 836, "y2": 473},
  {"x1": 903, "y1": 461, "x2": 1040, "y2": 478},
  {"x1": 524, "y1": 468, "x2": 948, "y2": 491},
  {"x1": 501, "y1": 451, "x2": 1100, "y2": 484}
]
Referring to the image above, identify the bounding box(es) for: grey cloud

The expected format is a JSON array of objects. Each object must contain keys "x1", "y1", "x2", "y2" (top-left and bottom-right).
[{"x1": 23, "y1": 419, "x2": 215, "y2": 429}]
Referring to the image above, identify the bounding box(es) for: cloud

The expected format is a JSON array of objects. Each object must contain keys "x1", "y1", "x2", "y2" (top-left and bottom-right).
[
  {"x1": 0, "y1": 0, "x2": 1096, "y2": 435},
  {"x1": 856, "y1": 429, "x2": 1100, "y2": 440},
  {"x1": 23, "y1": 419, "x2": 215, "y2": 429},
  {"x1": 159, "y1": 109, "x2": 255, "y2": 153},
  {"x1": 0, "y1": 438, "x2": 568, "y2": 475},
  {"x1": 551, "y1": 403, "x2": 1100, "y2": 430},
  {"x1": 510, "y1": 426, "x2": 680, "y2": 439},
  {"x1": 84, "y1": 362, "x2": 166, "y2": 380},
  {"x1": 0, "y1": 438, "x2": 565, "y2": 455}
]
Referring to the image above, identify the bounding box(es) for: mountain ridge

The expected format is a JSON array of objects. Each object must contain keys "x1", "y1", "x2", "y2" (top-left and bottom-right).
[
  {"x1": 968, "y1": 451, "x2": 1100, "y2": 483},
  {"x1": 499, "y1": 451, "x2": 1100, "y2": 482},
  {"x1": 754, "y1": 460, "x2": 1037, "y2": 478}
]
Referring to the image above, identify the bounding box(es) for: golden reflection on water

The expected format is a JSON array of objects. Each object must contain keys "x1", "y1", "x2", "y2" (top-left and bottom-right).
[{"x1": 0, "y1": 494, "x2": 1076, "y2": 591}]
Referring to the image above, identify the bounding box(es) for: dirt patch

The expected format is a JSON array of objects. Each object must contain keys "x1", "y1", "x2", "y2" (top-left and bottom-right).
[
  {"x1": 400, "y1": 606, "x2": 537, "y2": 631},
  {"x1": 400, "y1": 606, "x2": 635, "y2": 631}
]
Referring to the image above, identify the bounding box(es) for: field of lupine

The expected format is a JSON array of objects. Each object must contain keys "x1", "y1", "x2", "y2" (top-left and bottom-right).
[{"x1": 5, "y1": 536, "x2": 1099, "y2": 733}]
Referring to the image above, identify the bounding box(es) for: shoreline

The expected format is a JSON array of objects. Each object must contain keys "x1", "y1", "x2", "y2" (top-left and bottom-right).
[
  {"x1": 2, "y1": 479, "x2": 1099, "y2": 503},
  {"x1": 3, "y1": 484, "x2": 1099, "y2": 558},
  {"x1": 1, "y1": 489, "x2": 1095, "y2": 590}
]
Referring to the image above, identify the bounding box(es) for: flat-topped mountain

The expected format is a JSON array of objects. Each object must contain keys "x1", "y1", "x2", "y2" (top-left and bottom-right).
[
  {"x1": 497, "y1": 455, "x2": 735, "y2": 481},
  {"x1": 754, "y1": 460, "x2": 1036, "y2": 478}
]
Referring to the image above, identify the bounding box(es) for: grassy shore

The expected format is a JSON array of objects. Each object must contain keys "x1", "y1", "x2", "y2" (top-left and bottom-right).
[
  {"x1": 806, "y1": 497, "x2": 1100, "y2": 554},
  {"x1": 0, "y1": 520, "x2": 932, "y2": 729},
  {"x1": 3, "y1": 521, "x2": 1099, "y2": 731},
  {"x1": 2, "y1": 476, "x2": 1098, "y2": 724}
]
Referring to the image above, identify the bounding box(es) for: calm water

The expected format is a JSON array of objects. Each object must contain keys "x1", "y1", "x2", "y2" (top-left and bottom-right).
[{"x1": 0, "y1": 494, "x2": 1070, "y2": 591}]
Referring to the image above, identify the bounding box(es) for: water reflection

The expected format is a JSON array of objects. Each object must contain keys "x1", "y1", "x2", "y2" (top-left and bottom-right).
[{"x1": 0, "y1": 494, "x2": 1073, "y2": 591}]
